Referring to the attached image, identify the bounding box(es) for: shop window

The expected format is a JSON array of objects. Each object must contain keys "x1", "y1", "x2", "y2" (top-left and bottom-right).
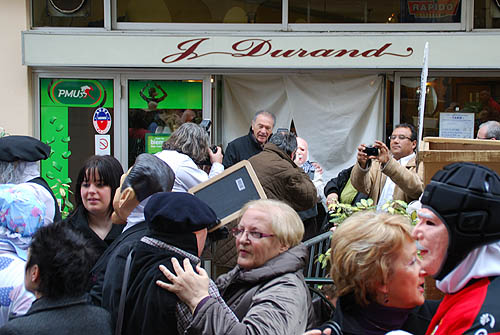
[
  {"x1": 127, "y1": 80, "x2": 203, "y2": 167},
  {"x1": 32, "y1": 0, "x2": 104, "y2": 27},
  {"x1": 117, "y1": 0, "x2": 281, "y2": 23},
  {"x1": 400, "y1": 77, "x2": 500, "y2": 139},
  {"x1": 289, "y1": 0, "x2": 461, "y2": 24},
  {"x1": 39, "y1": 78, "x2": 114, "y2": 206},
  {"x1": 474, "y1": 0, "x2": 500, "y2": 28}
]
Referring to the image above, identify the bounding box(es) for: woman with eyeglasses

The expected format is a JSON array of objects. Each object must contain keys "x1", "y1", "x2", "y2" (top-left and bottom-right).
[{"x1": 156, "y1": 199, "x2": 314, "y2": 335}]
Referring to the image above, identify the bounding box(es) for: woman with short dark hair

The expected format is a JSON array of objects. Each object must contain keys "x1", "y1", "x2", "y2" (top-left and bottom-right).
[{"x1": 0, "y1": 223, "x2": 112, "y2": 334}]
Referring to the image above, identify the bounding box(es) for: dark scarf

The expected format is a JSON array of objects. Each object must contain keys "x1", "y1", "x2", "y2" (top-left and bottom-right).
[{"x1": 338, "y1": 293, "x2": 413, "y2": 335}]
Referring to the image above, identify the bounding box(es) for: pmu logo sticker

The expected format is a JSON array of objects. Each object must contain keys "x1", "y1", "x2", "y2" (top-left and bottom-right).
[
  {"x1": 93, "y1": 108, "x2": 112, "y2": 134},
  {"x1": 49, "y1": 79, "x2": 105, "y2": 106}
]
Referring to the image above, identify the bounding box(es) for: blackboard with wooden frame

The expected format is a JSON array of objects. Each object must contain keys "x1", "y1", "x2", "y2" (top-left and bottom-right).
[{"x1": 188, "y1": 160, "x2": 267, "y2": 232}]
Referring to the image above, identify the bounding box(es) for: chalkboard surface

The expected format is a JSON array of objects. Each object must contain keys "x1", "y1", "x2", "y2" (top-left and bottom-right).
[{"x1": 189, "y1": 160, "x2": 266, "y2": 231}]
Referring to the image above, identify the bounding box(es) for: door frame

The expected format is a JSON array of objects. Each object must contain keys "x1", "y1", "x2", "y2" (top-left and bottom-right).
[{"x1": 33, "y1": 69, "x2": 212, "y2": 171}]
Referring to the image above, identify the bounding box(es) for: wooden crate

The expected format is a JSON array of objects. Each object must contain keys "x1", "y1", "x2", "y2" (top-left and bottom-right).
[
  {"x1": 419, "y1": 137, "x2": 500, "y2": 186},
  {"x1": 419, "y1": 137, "x2": 500, "y2": 300}
]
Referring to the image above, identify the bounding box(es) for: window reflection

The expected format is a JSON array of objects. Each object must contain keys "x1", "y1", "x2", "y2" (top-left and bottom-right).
[
  {"x1": 117, "y1": 0, "x2": 282, "y2": 23},
  {"x1": 127, "y1": 80, "x2": 203, "y2": 167},
  {"x1": 400, "y1": 77, "x2": 500, "y2": 138},
  {"x1": 32, "y1": 0, "x2": 104, "y2": 28},
  {"x1": 289, "y1": 0, "x2": 461, "y2": 24},
  {"x1": 474, "y1": 0, "x2": 500, "y2": 28}
]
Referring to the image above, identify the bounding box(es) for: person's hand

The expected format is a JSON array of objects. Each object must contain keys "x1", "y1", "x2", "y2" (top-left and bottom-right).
[
  {"x1": 356, "y1": 144, "x2": 370, "y2": 169},
  {"x1": 156, "y1": 258, "x2": 210, "y2": 313},
  {"x1": 373, "y1": 140, "x2": 390, "y2": 165},
  {"x1": 326, "y1": 193, "x2": 339, "y2": 208},
  {"x1": 312, "y1": 162, "x2": 323, "y2": 175},
  {"x1": 208, "y1": 146, "x2": 223, "y2": 164},
  {"x1": 304, "y1": 329, "x2": 332, "y2": 335}
]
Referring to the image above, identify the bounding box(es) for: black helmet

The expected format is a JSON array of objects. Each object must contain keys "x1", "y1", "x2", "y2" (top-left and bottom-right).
[{"x1": 421, "y1": 162, "x2": 500, "y2": 280}]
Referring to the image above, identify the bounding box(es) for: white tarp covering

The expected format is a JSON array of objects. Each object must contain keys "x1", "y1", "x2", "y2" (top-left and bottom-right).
[{"x1": 222, "y1": 73, "x2": 384, "y2": 186}]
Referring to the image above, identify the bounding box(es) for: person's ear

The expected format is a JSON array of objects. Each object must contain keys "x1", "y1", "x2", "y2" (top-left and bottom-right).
[
  {"x1": 29, "y1": 264, "x2": 40, "y2": 283},
  {"x1": 279, "y1": 243, "x2": 289, "y2": 254},
  {"x1": 411, "y1": 140, "x2": 417, "y2": 151},
  {"x1": 376, "y1": 282, "x2": 389, "y2": 295},
  {"x1": 119, "y1": 187, "x2": 137, "y2": 208}
]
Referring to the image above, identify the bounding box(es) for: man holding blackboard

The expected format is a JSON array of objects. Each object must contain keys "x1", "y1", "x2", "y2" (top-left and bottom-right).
[
  {"x1": 223, "y1": 111, "x2": 276, "y2": 168},
  {"x1": 249, "y1": 131, "x2": 317, "y2": 215}
]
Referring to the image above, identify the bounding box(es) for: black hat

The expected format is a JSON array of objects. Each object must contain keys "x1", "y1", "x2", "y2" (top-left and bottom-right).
[
  {"x1": 144, "y1": 192, "x2": 218, "y2": 235},
  {"x1": 0, "y1": 136, "x2": 51, "y2": 162},
  {"x1": 421, "y1": 162, "x2": 500, "y2": 280}
]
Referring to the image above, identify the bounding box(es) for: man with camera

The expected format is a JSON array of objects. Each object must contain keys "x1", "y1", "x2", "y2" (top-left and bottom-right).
[{"x1": 350, "y1": 123, "x2": 424, "y2": 208}]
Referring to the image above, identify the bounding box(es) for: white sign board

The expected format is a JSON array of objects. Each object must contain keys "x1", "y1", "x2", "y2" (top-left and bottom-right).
[
  {"x1": 95, "y1": 135, "x2": 111, "y2": 155},
  {"x1": 439, "y1": 113, "x2": 475, "y2": 139},
  {"x1": 22, "y1": 32, "x2": 500, "y2": 69}
]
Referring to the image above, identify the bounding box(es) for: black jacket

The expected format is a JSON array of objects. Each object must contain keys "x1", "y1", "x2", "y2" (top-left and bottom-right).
[
  {"x1": 326, "y1": 294, "x2": 440, "y2": 335},
  {"x1": 102, "y1": 233, "x2": 200, "y2": 335},
  {"x1": 0, "y1": 295, "x2": 112, "y2": 335},
  {"x1": 222, "y1": 128, "x2": 263, "y2": 168},
  {"x1": 324, "y1": 166, "x2": 368, "y2": 205},
  {"x1": 63, "y1": 208, "x2": 123, "y2": 258},
  {"x1": 89, "y1": 222, "x2": 147, "y2": 306}
]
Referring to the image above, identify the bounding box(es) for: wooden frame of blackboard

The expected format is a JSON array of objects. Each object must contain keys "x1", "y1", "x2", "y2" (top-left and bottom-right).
[{"x1": 188, "y1": 160, "x2": 267, "y2": 232}]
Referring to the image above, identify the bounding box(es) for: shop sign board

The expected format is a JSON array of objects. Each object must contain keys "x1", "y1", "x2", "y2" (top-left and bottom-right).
[
  {"x1": 145, "y1": 133, "x2": 171, "y2": 154},
  {"x1": 22, "y1": 32, "x2": 500, "y2": 69},
  {"x1": 48, "y1": 79, "x2": 105, "y2": 107},
  {"x1": 439, "y1": 112, "x2": 475, "y2": 139}
]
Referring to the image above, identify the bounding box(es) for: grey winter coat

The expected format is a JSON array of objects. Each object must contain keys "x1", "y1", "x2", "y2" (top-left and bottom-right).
[
  {"x1": 186, "y1": 244, "x2": 313, "y2": 335},
  {"x1": 0, "y1": 295, "x2": 112, "y2": 335}
]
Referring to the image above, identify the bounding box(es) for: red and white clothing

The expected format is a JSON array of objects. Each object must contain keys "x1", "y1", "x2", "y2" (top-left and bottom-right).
[
  {"x1": 426, "y1": 241, "x2": 500, "y2": 335},
  {"x1": 426, "y1": 277, "x2": 500, "y2": 335}
]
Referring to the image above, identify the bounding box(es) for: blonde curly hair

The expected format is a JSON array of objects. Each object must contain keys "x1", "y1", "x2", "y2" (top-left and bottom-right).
[{"x1": 330, "y1": 210, "x2": 413, "y2": 306}]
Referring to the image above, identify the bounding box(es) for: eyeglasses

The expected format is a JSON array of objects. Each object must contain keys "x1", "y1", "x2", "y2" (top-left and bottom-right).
[
  {"x1": 231, "y1": 227, "x2": 274, "y2": 241},
  {"x1": 388, "y1": 135, "x2": 413, "y2": 141}
]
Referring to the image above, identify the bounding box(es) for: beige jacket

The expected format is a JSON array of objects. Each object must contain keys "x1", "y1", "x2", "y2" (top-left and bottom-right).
[{"x1": 350, "y1": 155, "x2": 424, "y2": 205}]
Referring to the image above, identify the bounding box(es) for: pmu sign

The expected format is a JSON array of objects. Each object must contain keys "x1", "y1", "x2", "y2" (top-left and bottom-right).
[{"x1": 48, "y1": 79, "x2": 105, "y2": 106}]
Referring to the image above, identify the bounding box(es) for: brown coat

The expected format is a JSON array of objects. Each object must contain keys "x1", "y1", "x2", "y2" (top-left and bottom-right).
[
  {"x1": 350, "y1": 155, "x2": 424, "y2": 205},
  {"x1": 248, "y1": 143, "x2": 317, "y2": 212}
]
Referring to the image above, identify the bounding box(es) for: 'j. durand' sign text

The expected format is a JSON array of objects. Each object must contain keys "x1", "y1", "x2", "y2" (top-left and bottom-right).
[{"x1": 161, "y1": 38, "x2": 414, "y2": 64}]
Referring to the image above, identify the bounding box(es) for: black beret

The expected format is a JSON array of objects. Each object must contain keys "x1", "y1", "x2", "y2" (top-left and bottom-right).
[
  {"x1": 144, "y1": 192, "x2": 218, "y2": 234},
  {"x1": 0, "y1": 136, "x2": 51, "y2": 162}
]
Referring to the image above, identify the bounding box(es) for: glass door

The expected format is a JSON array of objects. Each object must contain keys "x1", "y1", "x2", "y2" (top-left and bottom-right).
[
  {"x1": 122, "y1": 75, "x2": 212, "y2": 168},
  {"x1": 37, "y1": 76, "x2": 118, "y2": 214}
]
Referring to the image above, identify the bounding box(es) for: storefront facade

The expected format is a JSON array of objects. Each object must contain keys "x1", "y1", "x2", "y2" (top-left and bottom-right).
[{"x1": 17, "y1": 0, "x2": 500, "y2": 189}]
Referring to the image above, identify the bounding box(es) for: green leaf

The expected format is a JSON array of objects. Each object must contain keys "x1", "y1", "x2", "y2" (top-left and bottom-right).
[
  {"x1": 395, "y1": 200, "x2": 408, "y2": 207},
  {"x1": 45, "y1": 171, "x2": 55, "y2": 180},
  {"x1": 52, "y1": 161, "x2": 63, "y2": 172}
]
